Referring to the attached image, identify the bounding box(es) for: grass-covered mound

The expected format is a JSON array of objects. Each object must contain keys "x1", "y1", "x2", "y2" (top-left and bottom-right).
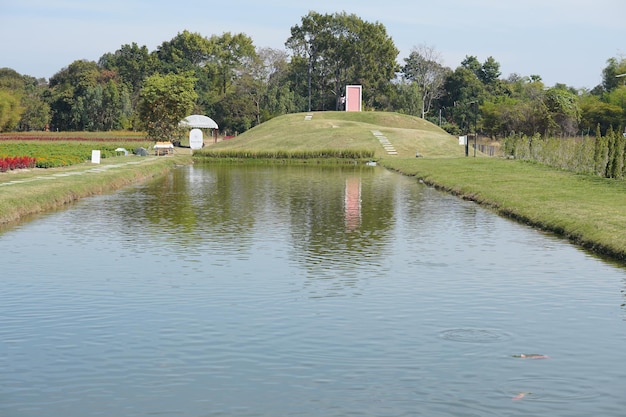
[{"x1": 194, "y1": 111, "x2": 463, "y2": 160}]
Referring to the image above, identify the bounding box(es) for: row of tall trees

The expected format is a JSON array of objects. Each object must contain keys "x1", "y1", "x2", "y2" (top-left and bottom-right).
[
  {"x1": 0, "y1": 11, "x2": 624, "y2": 139},
  {"x1": 400, "y1": 48, "x2": 626, "y2": 138}
]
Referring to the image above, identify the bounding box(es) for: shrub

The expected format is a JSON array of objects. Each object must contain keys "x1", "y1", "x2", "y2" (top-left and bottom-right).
[{"x1": 0, "y1": 156, "x2": 36, "y2": 172}]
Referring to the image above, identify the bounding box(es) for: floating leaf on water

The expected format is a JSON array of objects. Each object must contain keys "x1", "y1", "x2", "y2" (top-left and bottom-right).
[
  {"x1": 512, "y1": 353, "x2": 549, "y2": 359},
  {"x1": 512, "y1": 392, "x2": 530, "y2": 401}
]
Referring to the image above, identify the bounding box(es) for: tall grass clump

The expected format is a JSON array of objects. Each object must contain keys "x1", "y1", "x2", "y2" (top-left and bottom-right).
[{"x1": 193, "y1": 148, "x2": 375, "y2": 161}]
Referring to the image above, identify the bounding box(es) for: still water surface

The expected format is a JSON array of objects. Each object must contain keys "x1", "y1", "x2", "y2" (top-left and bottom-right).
[{"x1": 1, "y1": 164, "x2": 625, "y2": 417}]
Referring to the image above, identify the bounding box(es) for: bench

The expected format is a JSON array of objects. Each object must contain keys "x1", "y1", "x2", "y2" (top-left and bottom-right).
[{"x1": 154, "y1": 142, "x2": 174, "y2": 156}]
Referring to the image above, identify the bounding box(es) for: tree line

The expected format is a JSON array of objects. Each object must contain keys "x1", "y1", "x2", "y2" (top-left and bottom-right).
[{"x1": 1, "y1": 11, "x2": 624, "y2": 140}]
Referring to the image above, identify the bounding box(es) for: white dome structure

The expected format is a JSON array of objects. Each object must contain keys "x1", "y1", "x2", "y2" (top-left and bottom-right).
[{"x1": 179, "y1": 114, "x2": 219, "y2": 129}]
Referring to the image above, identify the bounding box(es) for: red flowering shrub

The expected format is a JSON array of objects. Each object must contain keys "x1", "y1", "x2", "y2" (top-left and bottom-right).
[{"x1": 0, "y1": 156, "x2": 37, "y2": 172}]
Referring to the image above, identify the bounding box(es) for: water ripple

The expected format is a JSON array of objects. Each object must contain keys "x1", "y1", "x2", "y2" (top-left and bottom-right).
[{"x1": 439, "y1": 328, "x2": 513, "y2": 343}]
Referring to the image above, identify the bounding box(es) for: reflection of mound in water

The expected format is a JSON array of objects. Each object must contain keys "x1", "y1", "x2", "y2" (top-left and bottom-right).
[{"x1": 439, "y1": 328, "x2": 511, "y2": 343}]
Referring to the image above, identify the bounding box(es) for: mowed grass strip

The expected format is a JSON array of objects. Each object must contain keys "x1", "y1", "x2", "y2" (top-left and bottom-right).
[{"x1": 381, "y1": 157, "x2": 626, "y2": 260}]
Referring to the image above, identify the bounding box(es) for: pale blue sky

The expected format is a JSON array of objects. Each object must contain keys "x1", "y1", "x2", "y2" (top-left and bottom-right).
[{"x1": 1, "y1": 0, "x2": 624, "y2": 89}]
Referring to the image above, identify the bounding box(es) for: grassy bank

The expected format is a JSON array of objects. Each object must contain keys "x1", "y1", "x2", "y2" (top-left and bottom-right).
[
  {"x1": 381, "y1": 157, "x2": 626, "y2": 260},
  {"x1": 0, "y1": 155, "x2": 190, "y2": 225}
]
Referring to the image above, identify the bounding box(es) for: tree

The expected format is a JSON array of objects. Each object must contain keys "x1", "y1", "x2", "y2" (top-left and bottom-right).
[
  {"x1": 480, "y1": 98, "x2": 506, "y2": 138},
  {"x1": 544, "y1": 87, "x2": 581, "y2": 136},
  {"x1": 334, "y1": 13, "x2": 398, "y2": 109},
  {"x1": 606, "y1": 85, "x2": 626, "y2": 118},
  {"x1": 285, "y1": 11, "x2": 329, "y2": 111},
  {"x1": 257, "y1": 48, "x2": 298, "y2": 119},
  {"x1": 286, "y1": 11, "x2": 398, "y2": 111},
  {"x1": 459, "y1": 55, "x2": 504, "y2": 96},
  {"x1": 235, "y1": 47, "x2": 296, "y2": 126},
  {"x1": 461, "y1": 55, "x2": 481, "y2": 74},
  {"x1": 18, "y1": 92, "x2": 50, "y2": 131},
  {"x1": 48, "y1": 60, "x2": 131, "y2": 131},
  {"x1": 478, "y1": 56, "x2": 501, "y2": 85},
  {"x1": 99, "y1": 42, "x2": 156, "y2": 105},
  {"x1": 593, "y1": 123, "x2": 608, "y2": 176},
  {"x1": 402, "y1": 44, "x2": 447, "y2": 118},
  {"x1": 154, "y1": 30, "x2": 213, "y2": 74},
  {"x1": 207, "y1": 32, "x2": 257, "y2": 97},
  {"x1": 440, "y1": 67, "x2": 485, "y2": 132},
  {"x1": 601, "y1": 56, "x2": 626, "y2": 92},
  {"x1": 48, "y1": 60, "x2": 101, "y2": 130},
  {"x1": 579, "y1": 94, "x2": 623, "y2": 135},
  {"x1": 390, "y1": 79, "x2": 422, "y2": 117},
  {"x1": 0, "y1": 90, "x2": 23, "y2": 131},
  {"x1": 0, "y1": 68, "x2": 49, "y2": 131},
  {"x1": 138, "y1": 72, "x2": 197, "y2": 142}
]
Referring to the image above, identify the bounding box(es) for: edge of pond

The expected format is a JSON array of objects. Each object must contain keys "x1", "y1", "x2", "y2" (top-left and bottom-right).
[
  {"x1": 0, "y1": 155, "x2": 191, "y2": 225},
  {"x1": 5, "y1": 152, "x2": 626, "y2": 264},
  {"x1": 380, "y1": 157, "x2": 626, "y2": 263}
]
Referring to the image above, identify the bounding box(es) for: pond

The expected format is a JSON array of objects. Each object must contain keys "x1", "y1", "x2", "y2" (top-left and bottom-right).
[{"x1": 1, "y1": 164, "x2": 625, "y2": 417}]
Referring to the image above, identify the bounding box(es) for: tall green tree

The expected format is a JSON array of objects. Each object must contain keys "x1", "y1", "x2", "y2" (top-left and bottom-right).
[
  {"x1": 0, "y1": 68, "x2": 49, "y2": 131},
  {"x1": 207, "y1": 32, "x2": 256, "y2": 97},
  {"x1": 48, "y1": 60, "x2": 101, "y2": 130},
  {"x1": 606, "y1": 85, "x2": 626, "y2": 118},
  {"x1": 99, "y1": 42, "x2": 156, "y2": 106},
  {"x1": 593, "y1": 124, "x2": 608, "y2": 175},
  {"x1": 461, "y1": 55, "x2": 482, "y2": 76},
  {"x1": 154, "y1": 30, "x2": 213, "y2": 74},
  {"x1": 0, "y1": 90, "x2": 23, "y2": 132},
  {"x1": 138, "y1": 72, "x2": 197, "y2": 142},
  {"x1": 478, "y1": 56, "x2": 501, "y2": 86},
  {"x1": 579, "y1": 94, "x2": 623, "y2": 135},
  {"x1": 601, "y1": 57, "x2": 626, "y2": 92},
  {"x1": 285, "y1": 11, "x2": 330, "y2": 111},
  {"x1": 152, "y1": 30, "x2": 256, "y2": 134},
  {"x1": 286, "y1": 11, "x2": 398, "y2": 111},
  {"x1": 48, "y1": 60, "x2": 131, "y2": 131},
  {"x1": 390, "y1": 79, "x2": 422, "y2": 117},
  {"x1": 18, "y1": 92, "x2": 50, "y2": 131},
  {"x1": 440, "y1": 67, "x2": 485, "y2": 132},
  {"x1": 605, "y1": 126, "x2": 619, "y2": 178},
  {"x1": 544, "y1": 87, "x2": 581, "y2": 136}
]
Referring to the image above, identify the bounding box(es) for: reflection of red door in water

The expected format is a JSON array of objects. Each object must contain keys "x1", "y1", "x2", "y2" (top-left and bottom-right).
[
  {"x1": 345, "y1": 85, "x2": 362, "y2": 112},
  {"x1": 345, "y1": 177, "x2": 361, "y2": 231}
]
